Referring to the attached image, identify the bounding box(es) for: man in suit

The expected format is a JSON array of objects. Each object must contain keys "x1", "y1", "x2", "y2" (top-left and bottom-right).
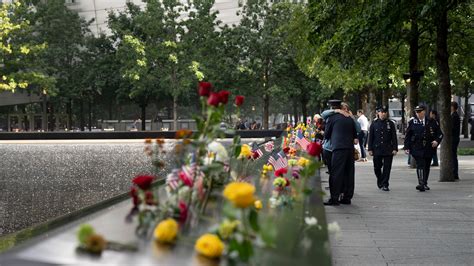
[
  {"x1": 451, "y1": 102, "x2": 461, "y2": 180},
  {"x1": 367, "y1": 106, "x2": 398, "y2": 191},
  {"x1": 323, "y1": 100, "x2": 358, "y2": 205},
  {"x1": 404, "y1": 105, "x2": 443, "y2": 191}
]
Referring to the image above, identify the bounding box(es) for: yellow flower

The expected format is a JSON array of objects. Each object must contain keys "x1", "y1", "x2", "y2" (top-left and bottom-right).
[
  {"x1": 239, "y1": 144, "x2": 253, "y2": 158},
  {"x1": 223, "y1": 182, "x2": 256, "y2": 208},
  {"x1": 195, "y1": 234, "x2": 224, "y2": 258},
  {"x1": 288, "y1": 159, "x2": 297, "y2": 166},
  {"x1": 254, "y1": 200, "x2": 263, "y2": 210},
  {"x1": 154, "y1": 218, "x2": 179, "y2": 244},
  {"x1": 297, "y1": 157, "x2": 310, "y2": 167},
  {"x1": 267, "y1": 165, "x2": 273, "y2": 171},
  {"x1": 218, "y1": 219, "x2": 240, "y2": 240}
]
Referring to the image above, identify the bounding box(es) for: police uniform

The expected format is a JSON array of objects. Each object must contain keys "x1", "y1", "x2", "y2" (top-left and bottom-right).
[
  {"x1": 403, "y1": 106, "x2": 443, "y2": 191},
  {"x1": 367, "y1": 106, "x2": 398, "y2": 190}
]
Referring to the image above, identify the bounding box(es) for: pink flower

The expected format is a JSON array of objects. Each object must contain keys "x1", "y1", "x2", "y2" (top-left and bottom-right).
[
  {"x1": 198, "y1": 82, "x2": 212, "y2": 97},
  {"x1": 132, "y1": 175, "x2": 155, "y2": 190}
]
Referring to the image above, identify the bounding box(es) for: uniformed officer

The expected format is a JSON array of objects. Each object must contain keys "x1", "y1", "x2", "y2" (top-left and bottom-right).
[
  {"x1": 403, "y1": 105, "x2": 443, "y2": 191},
  {"x1": 367, "y1": 106, "x2": 398, "y2": 191}
]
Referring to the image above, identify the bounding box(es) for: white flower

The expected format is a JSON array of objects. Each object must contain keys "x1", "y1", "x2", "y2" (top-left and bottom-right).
[
  {"x1": 269, "y1": 197, "x2": 277, "y2": 208},
  {"x1": 327, "y1": 222, "x2": 341, "y2": 234},
  {"x1": 304, "y1": 217, "x2": 318, "y2": 226},
  {"x1": 207, "y1": 141, "x2": 229, "y2": 162}
]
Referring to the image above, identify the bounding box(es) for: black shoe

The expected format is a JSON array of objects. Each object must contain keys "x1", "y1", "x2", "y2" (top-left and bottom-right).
[
  {"x1": 323, "y1": 199, "x2": 340, "y2": 206},
  {"x1": 423, "y1": 185, "x2": 430, "y2": 190},
  {"x1": 454, "y1": 176, "x2": 460, "y2": 180},
  {"x1": 338, "y1": 198, "x2": 351, "y2": 205},
  {"x1": 431, "y1": 164, "x2": 439, "y2": 166},
  {"x1": 416, "y1": 185, "x2": 425, "y2": 192},
  {"x1": 382, "y1": 187, "x2": 390, "y2": 191}
]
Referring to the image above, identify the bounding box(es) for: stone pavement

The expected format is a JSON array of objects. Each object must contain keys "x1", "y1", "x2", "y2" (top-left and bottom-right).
[{"x1": 322, "y1": 153, "x2": 474, "y2": 265}]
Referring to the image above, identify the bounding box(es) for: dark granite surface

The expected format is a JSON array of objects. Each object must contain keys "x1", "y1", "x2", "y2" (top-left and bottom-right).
[{"x1": 0, "y1": 141, "x2": 173, "y2": 237}]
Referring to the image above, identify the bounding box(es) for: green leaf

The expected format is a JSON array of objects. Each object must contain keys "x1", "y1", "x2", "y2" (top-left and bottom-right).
[
  {"x1": 77, "y1": 224, "x2": 95, "y2": 245},
  {"x1": 239, "y1": 239, "x2": 254, "y2": 262},
  {"x1": 248, "y1": 209, "x2": 260, "y2": 232},
  {"x1": 234, "y1": 145, "x2": 242, "y2": 158},
  {"x1": 303, "y1": 187, "x2": 313, "y2": 195},
  {"x1": 259, "y1": 218, "x2": 277, "y2": 247}
]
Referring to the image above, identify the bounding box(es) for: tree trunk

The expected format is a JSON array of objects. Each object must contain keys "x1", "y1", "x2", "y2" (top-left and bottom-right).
[
  {"x1": 462, "y1": 84, "x2": 470, "y2": 138},
  {"x1": 368, "y1": 86, "x2": 377, "y2": 122},
  {"x1": 407, "y1": 13, "x2": 420, "y2": 117},
  {"x1": 88, "y1": 99, "x2": 92, "y2": 132},
  {"x1": 79, "y1": 99, "x2": 85, "y2": 132},
  {"x1": 360, "y1": 88, "x2": 368, "y2": 117},
  {"x1": 141, "y1": 103, "x2": 146, "y2": 131},
  {"x1": 436, "y1": 4, "x2": 454, "y2": 182},
  {"x1": 173, "y1": 95, "x2": 178, "y2": 131},
  {"x1": 263, "y1": 93, "x2": 269, "y2": 129},
  {"x1": 293, "y1": 99, "x2": 298, "y2": 125},
  {"x1": 67, "y1": 99, "x2": 72, "y2": 130},
  {"x1": 301, "y1": 97, "x2": 308, "y2": 125}
]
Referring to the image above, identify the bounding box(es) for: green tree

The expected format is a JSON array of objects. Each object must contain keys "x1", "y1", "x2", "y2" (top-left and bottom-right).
[{"x1": 0, "y1": 1, "x2": 54, "y2": 92}]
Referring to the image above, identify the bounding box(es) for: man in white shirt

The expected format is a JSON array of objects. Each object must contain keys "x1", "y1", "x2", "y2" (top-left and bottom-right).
[{"x1": 357, "y1": 110, "x2": 369, "y2": 161}]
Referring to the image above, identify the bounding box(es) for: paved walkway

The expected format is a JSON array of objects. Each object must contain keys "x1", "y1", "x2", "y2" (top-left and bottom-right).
[{"x1": 322, "y1": 153, "x2": 474, "y2": 265}]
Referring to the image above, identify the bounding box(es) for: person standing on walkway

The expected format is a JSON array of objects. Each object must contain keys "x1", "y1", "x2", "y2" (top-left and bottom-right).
[
  {"x1": 451, "y1": 102, "x2": 461, "y2": 180},
  {"x1": 367, "y1": 106, "x2": 398, "y2": 191},
  {"x1": 324, "y1": 100, "x2": 358, "y2": 205},
  {"x1": 429, "y1": 110, "x2": 440, "y2": 166},
  {"x1": 404, "y1": 105, "x2": 443, "y2": 192},
  {"x1": 357, "y1": 109, "x2": 369, "y2": 162}
]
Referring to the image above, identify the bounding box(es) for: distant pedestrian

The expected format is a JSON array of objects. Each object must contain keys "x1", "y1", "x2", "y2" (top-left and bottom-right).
[
  {"x1": 404, "y1": 105, "x2": 443, "y2": 192},
  {"x1": 357, "y1": 109, "x2": 369, "y2": 162},
  {"x1": 429, "y1": 110, "x2": 440, "y2": 166},
  {"x1": 367, "y1": 106, "x2": 398, "y2": 191},
  {"x1": 451, "y1": 102, "x2": 461, "y2": 180}
]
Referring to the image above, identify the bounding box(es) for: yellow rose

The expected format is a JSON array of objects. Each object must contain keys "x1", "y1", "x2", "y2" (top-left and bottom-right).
[
  {"x1": 154, "y1": 218, "x2": 178, "y2": 244},
  {"x1": 239, "y1": 144, "x2": 253, "y2": 158},
  {"x1": 254, "y1": 200, "x2": 262, "y2": 210},
  {"x1": 195, "y1": 234, "x2": 224, "y2": 258},
  {"x1": 267, "y1": 165, "x2": 273, "y2": 171},
  {"x1": 223, "y1": 182, "x2": 256, "y2": 208},
  {"x1": 218, "y1": 219, "x2": 240, "y2": 240},
  {"x1": 297, "y1": 157, "x2": 310, "y2": 167}
]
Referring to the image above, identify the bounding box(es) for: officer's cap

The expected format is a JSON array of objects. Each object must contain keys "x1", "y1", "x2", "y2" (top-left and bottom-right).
[
  {"x1": 414, "y1": 105, "x2": 425, "y2": 112},
  {"x1": 327, "y1": 99, "x2": 342, "y2": 107},
  {"x1": 376, "y1": 106, "x2": 388, "y2": 112}
]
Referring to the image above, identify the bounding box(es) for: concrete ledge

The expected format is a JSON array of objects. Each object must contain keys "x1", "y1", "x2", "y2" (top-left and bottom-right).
[{"x1": 0, "y1": 130, "x2": 284, "y2": 140}]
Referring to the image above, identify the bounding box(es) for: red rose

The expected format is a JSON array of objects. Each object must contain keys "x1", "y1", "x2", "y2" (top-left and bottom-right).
[
  {"x1": 283, "y1": 147, "x2": 290, "y2": 154},
  {"x1": 145, "y1": 191, "x2": 156, "y2": 205},
  {"x1": 274, "y1": 168, "x2": 288, "y2": 177},
  {"x1": 179, "y1": 171, "x2": 193, "y2": 187},
  {"x1": 130, "y1": 186, "x2": 138, "y2": 197},
  {"x1": 235, "y1": 95, "x2": 245, "y2": 107},
  {"x1": 178, "y1": 201, "x2": 188, "y2": 223},
  {"x1": 207, "y1": 92, "x2": 221, "y2": 106},
  {"x1": 306, "y1": 142, "x2": 322, "y2": 157},
  {"x1": 218, "y1": 90, "x2": 230, "y2": 104},
  {"x1": 132, "y1": 174, "x2": 155, "y2": 190},
  {"x1": 198, "y1": 82, "x2": 212, "y2": 97},
  {"x1": 284, "y1": 178, "x2": 291, "y2": 187},
  {"x1": 252, "y1": 151, "x2": 260, "y2": 159}
]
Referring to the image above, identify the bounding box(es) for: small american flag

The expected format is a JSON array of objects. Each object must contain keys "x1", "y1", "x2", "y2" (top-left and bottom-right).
[
  {"x1": 264, "y1": 141, "x2": 274, "y2": 152},
  {"x1": 296, "y1": 129, "x2": 310, "y2": 150},
  {"x1": 166, "y1": 169, "x2": 180, "y2": 190},
  {"x1": 268, "y1": 150, "x2": 288, "y2": 170},
  {"x1": 251, "y1": 142, "x2": 263, "y2": 159}
]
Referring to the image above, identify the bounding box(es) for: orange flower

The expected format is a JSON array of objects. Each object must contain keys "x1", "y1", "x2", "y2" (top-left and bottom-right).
[
  {"x1": 145, "y1": 138, "x2": 152, "y2": 144},
  {"x1": 175, "y1": 129, "x2": 193, "y2": 139},
  {"x1": 156, "y1": 138, "x2": 165, "y2": 146}
]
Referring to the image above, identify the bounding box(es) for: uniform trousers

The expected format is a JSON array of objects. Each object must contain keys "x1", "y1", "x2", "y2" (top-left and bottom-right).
[
  {"x1": 413, "y1": 156, "x2": 432, "y2": 185},
  {"x1": 330, "y1": 149, "x2": 355, "y2": 200},
  {"x1": 323, "y1": 149, "x2": 332, "y2": 173},
  {"x1": 373, "y1": 155, "x2": 393, "y2": 188},
  {"x1": 452, "y1": 138, "x2": 460, "y2": 178}
]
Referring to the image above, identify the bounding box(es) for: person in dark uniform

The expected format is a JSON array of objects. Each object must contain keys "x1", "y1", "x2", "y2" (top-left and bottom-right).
[
  {"x1": 451, "y1": 102, "x2": 461, "y2": 180},
  {"x1": 367, "y1": 106, "x2": 398, "y2": 191},
  {"x1": 404, "y1": 105, "x2": 443, "y2": 191},
  {"x1": 323, "y1": 100, "x2": 358, "y2": 205}
]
